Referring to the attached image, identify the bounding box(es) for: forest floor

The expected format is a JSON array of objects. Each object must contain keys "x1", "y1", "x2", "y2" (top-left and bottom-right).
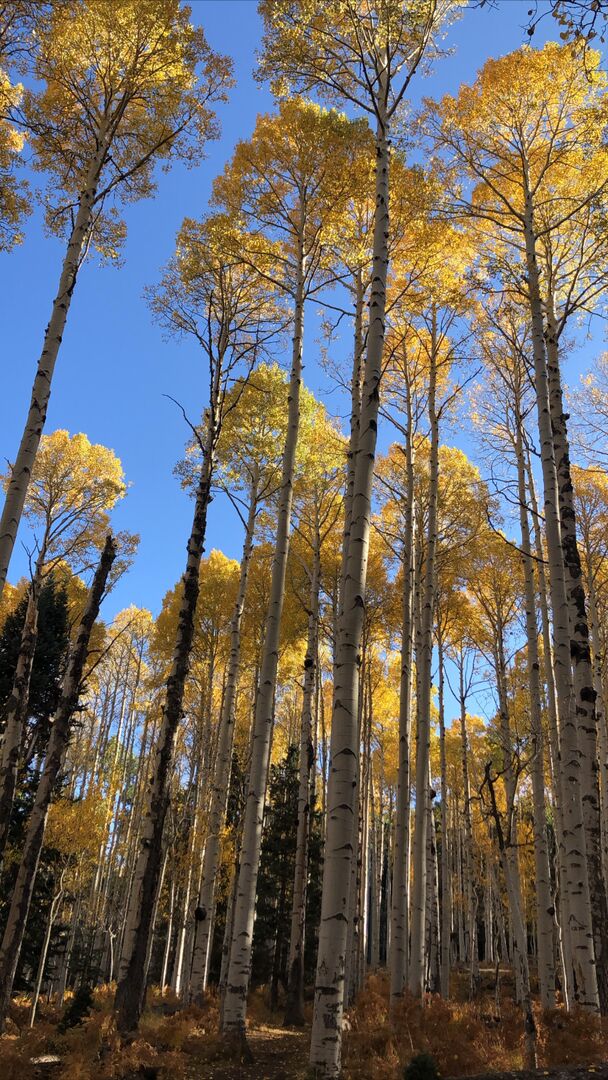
[
  {"x1": 2, "y1": 971, "x2": 608, "y2": 1080},
  {"x1": 198, "y1": 1023, "x2": 309, "y2": 1079}
]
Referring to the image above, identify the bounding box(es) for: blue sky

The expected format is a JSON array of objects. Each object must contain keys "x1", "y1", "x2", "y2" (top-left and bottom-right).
[{"x1": 1, "y1": 0, "x2": 605, "y2": 660}]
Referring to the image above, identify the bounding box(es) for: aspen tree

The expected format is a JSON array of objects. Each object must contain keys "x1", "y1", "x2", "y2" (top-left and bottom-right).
[
  {"x1": 285, "y1": 415, "x2": 344, "y2": 1026},
  {"x1": 114, "y1": 214, "x2": 278, "y2": 1033},
  {"x1": 427, "y1": 42, "x2": 608, "y2": 1008},
  {"x1": 0, "y1": 0, "x2": 232, "y2": 601},
  {"x1": 258, "y1": 6, "x2": 456, "y2": 1070},
  {"x1": 473, "y1": 322, "x2": 557, "y2": 1008},
  {"x1": 409, "y1": 324, "x2": 439, "y2": 998},
  {"x1": 188, "y1": 366, "x2": 294, "y2": 1000},
  {"x1": 213, "y1": 100, "x2": 359, "y2": 1051},
  {"x1": 573, "y1": 465, "x2": 608, "y2": 882}
]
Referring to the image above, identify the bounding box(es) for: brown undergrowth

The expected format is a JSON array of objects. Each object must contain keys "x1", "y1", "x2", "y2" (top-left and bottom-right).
[
  {"x1": 0, "y1": 984, "x2": 220, "y2": 1079},
  {"x1": 342, "y1": 971, "x2": 608, "y2": 1080},
  {"x1": 1, "y1": 974, "x2": 607, "y2": 1079}
]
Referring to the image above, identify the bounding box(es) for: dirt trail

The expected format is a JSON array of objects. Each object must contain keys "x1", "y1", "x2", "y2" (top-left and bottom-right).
[{"x1": 197, "y1": 1024, "x2": 309, "y2": 1080}]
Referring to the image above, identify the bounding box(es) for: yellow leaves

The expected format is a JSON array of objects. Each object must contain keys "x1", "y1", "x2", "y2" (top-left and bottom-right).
[
  {"x1": 152, "y1": 549, "x2": 240, "y2": 674},
  {"x1": 427, "y1": 40, "x2": 608, "y2": 246},
  {"x1": 26, "y1": 0, "x2": 233, "y2": 249},
  {"x1": 258, "y1": 0, "x2": 459, "y2": 117},
  {"x1": 45, "y1": 789, "x2": 106, "y2": 876},
  {"x1": 0, "y1": 63, "x2": 29, "y2": 250},
  {"x1": 212, "y1": 96, "x2": 370, "y2": 278},
  {"x1": 3, "y1": 429, "x2": 127, "y2": 570}
]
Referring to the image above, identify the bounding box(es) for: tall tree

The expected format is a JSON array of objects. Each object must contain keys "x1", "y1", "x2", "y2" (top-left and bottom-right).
[
  {"x1": 214, "y1": 98, "x2": 361, "y2": 1051},
  {"x1": 114, "y1": 212, "x2": 278, "y2": 1033},
  {"x1": 257, "y1": 5, "x2": 456, "y2": 1071},
  {"x1": 0, "y1": 0, "x2": 232, "y2": 600},
  {"x1": 426, "y1": 40, "x2": 608, "y2": 1009}
]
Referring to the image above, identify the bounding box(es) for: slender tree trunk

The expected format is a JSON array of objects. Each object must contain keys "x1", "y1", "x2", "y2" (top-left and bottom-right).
[
  {"x1": 0, "y1": 535, "x2": 116, "y2": 1030},
  {"x1": 284, "y1": 522, "x2": 320, "y2": 1026},
  {"x1": 522, "y1": 183, "x2": 598, "y2": 1010},
  {"x1": 545, "y1": 299, "x2": 608, "y2": 1013},
  {"x1": 339, "y1": 270, "x2": 366, "y2": 612},
  {"x1": 457, "y1": 660, "x2": 479, "y2": 997},
  {"x1": 514, "y1": 411, "x2": 555, "y2": 1009},
  {"x1": 390, "y1": 386, "x2": 415, "y2": 1010},
  {"x1": 485, "y1": 765, "x2": 537, "y2": 1069},
  {"x1": 426, "y1": 784, "x2": 440, "y2": 993},
  {"x1": 30, "y1": 874, "x2": 65, "y2": 1027},
  {"x1": 222, "y1": 228, "x2": 306, "y2": 1047},
  {"x1": 0, "y1": 134, "x2": 109, "y2": 601},
  {"x1": 190, "y1": 470, "x2": 259, "y2": 1001},
  {"x1": 310, "y1": 99, "x2": 390, "y2": 1078},
  {"x1": 526, "y1": 458, "x2": 575, "y2": 1009},
  {"x1": 115, "y1": 409, "x2": 218, "y2": 1034},
  {"x1": 161, "y1": 874, "x2": 176, "y2": 994},
  {"x1": 437, "y1": 630, "x2": 450, "y2": 999},
  {"x1": 585, "y1": 558, "x2": 608, "y2": 890},
  {"x1": 409, "y1": 321, "x2": 439, "y2": 998}
]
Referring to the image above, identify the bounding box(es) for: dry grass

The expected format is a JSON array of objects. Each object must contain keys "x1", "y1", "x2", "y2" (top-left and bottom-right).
[
  {"x1": 342, "y1": 971, "x2": 608, "y2": 1080},
  {"x1": 0, "y1": 974, "x2": 606, "y2": 1080}
]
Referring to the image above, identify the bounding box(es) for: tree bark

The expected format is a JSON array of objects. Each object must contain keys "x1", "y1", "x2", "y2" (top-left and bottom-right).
[
  {"x1": 545, "y1": 298, "x2": 608, "y2": 1013},
  {"x1": 389, "y1": 383, "x2": 415, "y2": 1010},
  {"x1": 221, "y1": 227, "x2": 306, "y2": 1046},
  {"x1": 514, "y1": 407, "x2": 556, "y2": 1009},
  {"x1": 409, "y1": 316, "x2": 439, "y2": 998},
  {"x1": 485, "y1": 764, "x2": 537, "y2": 1070},
  {"x1": 310, "y1": 101, "x2": 390, "y2": 1078},
  {"x1": 284, "y1": 519, "x2": 320, "y2": 1026},
  {"x1": 457, "y1": 658, "x2": 479, "y2": 997},
  {"x1": 437, "y1": 630, "x2": 450, "y2": 999},
  {"x1": 522, "y1": 181, "x2": 598, "y2": 1010}
]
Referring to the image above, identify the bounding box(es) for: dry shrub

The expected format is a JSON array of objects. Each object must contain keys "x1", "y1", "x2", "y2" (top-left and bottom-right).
[
  {"x1": 0, "y1": 983, "x2": 222, "y2": 1080},
  {"x1": 139, "y1": 1002, "x2": 217, "y2": 1052},
  {"x1": 247, "y1": 985, "x2": 280, "y2": 1026},
  {"x1": 0, "y1": 1035, "x2": 32, "y2": 1080},
  {"x1": 343, "y1": 972, "x2": 608, "y2": 1079},
  {"x1": 538, "y1": 1008, "x2": 608, "y2": 1068},
  {"x1": 344, "y1": 973, "x2": 535, "y2": 1079}
]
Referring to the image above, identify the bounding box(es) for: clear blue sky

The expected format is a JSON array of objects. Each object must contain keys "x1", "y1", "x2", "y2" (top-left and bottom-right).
[{"x1": 1, "y1": 0, "x2": 604, "y2": 639}]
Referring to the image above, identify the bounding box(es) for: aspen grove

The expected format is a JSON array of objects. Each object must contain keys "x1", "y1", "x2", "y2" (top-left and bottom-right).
[{"x1": 3, "y1": 2, "x2": 608, "y2": 1079}]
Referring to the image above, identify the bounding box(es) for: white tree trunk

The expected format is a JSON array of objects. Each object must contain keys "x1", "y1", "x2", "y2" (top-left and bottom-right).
[
  {"x1": 514, "y1": 412, "x2": 555, "y2": 1009},
  {"x1": 409, "y1": 324, "x2": 439, "y2": 998},
  {"x1": 545, "y1": 299, "x2": 608, "y2": 1012},
  {"x1": 222, "y1": 234, "x2": 306, "y2": 1044},
  {"x1": 389, "y1": 391, "x2": 415, "y2": 1009},
  {"x1": 310, "y1": 108, "x2": 390, "y2": 1078},
  {"x1": 189, "y1": 470, "x2": 259, "y2": 1001},
  {"x1": 437, "y1": 631, "x2": 450, "y2": 999},
  {"x1": 0, "y1": 135, "x2": 109, "y2": 600},
  {"x1": 457, "y1": 661, "x2": 479, "y2": 996},
  {"x1": 522, "y1": 186, "x2": 598, "y2": 1010}
]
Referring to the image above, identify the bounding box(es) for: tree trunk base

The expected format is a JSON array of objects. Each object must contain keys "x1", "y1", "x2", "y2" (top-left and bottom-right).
[{"x1": 223, "y1": 1029, "x2": 254, "y2": 1064}]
